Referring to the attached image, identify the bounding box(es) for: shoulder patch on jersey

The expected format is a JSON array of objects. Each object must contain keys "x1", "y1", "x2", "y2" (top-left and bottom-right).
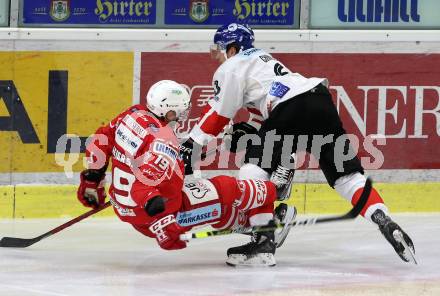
[
  {"x1": 259, "y1": 55, "x2": 273, "y2": 63},
  {"x1": 269, "y1": 81, "x2": 290, "y2": 98},
  {"x1": 176, "y1": 203, "x2": 221, "y2": 227},
  {"x1": 183, "y1": 179, "x2": 219, "y2": 205}
]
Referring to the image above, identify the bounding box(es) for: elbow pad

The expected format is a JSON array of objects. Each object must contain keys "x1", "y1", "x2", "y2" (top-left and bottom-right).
[{"x1": 144, "y1": 196, "x2": 166, "y2": 217}]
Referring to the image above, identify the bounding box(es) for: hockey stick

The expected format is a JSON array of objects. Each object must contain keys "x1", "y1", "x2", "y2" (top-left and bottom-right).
[
  {"x1": 180, "y1": 178, "x2": 372, "y2": 241},
  {"x1": 0, "y1": 201, "x2": 111, "y2": 248}
]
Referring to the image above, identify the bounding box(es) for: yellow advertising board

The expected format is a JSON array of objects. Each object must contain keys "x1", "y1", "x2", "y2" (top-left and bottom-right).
[{"x1": 0, "y1": 52, "x2": 133, "y2": 173}]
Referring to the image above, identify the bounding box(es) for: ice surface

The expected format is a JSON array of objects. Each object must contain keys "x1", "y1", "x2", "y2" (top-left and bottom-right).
[{"x1": 1, "y1": 214, "x2": 439, "y2": 296}]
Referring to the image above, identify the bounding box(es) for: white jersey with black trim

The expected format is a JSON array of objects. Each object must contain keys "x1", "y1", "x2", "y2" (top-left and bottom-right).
[{"x1": 189, "y1": 48, "x2": 328, "y2": 145}]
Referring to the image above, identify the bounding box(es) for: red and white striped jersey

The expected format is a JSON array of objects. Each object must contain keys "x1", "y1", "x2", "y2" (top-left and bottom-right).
[
  {"x1": 85, "y1": 105, "x2": 278, "y2": 238},
  {"x1": 86, "y1": 104, "x2": 185, "y2": 225}
]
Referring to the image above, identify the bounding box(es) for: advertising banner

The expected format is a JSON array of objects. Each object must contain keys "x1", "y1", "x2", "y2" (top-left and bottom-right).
[
  {"x1": 0, "y1": 0, "x2": 9, "y2": 26},
  {"x1": 140, "y1": 52, "x2": 440, "y2": 170},
  {"x1": 21, "y1": 0, "x2": 156, "y2": 26},
  {"x1": 0, "y1": 52, "x2": 133, "y2": 173},
  {"x1": 310, "y1": 0, "x2": 440, "y2": 28},
  {"x1": 165, "y1": 0, "x2": 299, "y2": 28}
]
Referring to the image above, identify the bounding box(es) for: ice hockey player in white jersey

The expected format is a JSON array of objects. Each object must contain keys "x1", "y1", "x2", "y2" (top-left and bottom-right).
[{"x1": 180, "y1": 23, "x2": 416, "y2": 264}]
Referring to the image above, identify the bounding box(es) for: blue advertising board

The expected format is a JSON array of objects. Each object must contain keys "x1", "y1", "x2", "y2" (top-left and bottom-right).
[
  {"x1": 20, "y1": 0, "x2": 157, "y2": 27},
  {"x1": 165, "y1": 0, "x2": 299, "y2": 28}
]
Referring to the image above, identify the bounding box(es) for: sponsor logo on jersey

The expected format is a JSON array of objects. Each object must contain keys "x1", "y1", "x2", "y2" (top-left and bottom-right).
[
  {"x1": 189, "y1": 0, "x2": 210, "y2": 23},
  {"x1": 148, "y1": 123, "x2": 159, "y2": 133},
  {"x1": 109, "y1": 197, "x2": 136, "y2": 217},
  {"x1": 117, "y1": 129, "x2": 137, "y2": 148},
  {"x1": 149, "y1": 215, "x2": 176, "y2": 243},
  {"x1": 123, "y1": 115, "x2": 148, "y2": 138},
  {"x1": 142, "y1": 167, "x2": 161, "y2": 179},
  {"x1": 152, "y1": 141, "x2": 179, "y2": 161},
  {"x1": 183, "y1": 179, "x2": 219, "y2": 205},
  {"x1": 50, "y1": 0, "x2": 70, "y2": 22},
  {"x1": 115, "y1": 124, "x2": 143, "y2": 155},
  {"x1": 176, "y1": 203, "x2": 221, "y2": 227},
  {"x1": 269, "y1": 81, "x2": 290, "y2": 98}
]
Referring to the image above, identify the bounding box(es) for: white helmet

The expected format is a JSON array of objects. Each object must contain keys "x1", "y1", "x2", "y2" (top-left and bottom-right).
[{"x1": 146, "y1": 80, "x2": 191, "y2": 120}]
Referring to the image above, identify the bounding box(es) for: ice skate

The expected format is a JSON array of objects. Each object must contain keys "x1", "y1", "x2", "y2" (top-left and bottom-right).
[
  {"x1": 226, "y1": 224, "x2": 276, "y2": 267},
  {"x1": 274, "y1": 203, "x2": 297, "y2": 248},
  {"x1": 270, "y1": 162, "x2": 295, "y2": 201},
  {"x1": 371, "y1": 209, "x2": 417, "y2": 264}
]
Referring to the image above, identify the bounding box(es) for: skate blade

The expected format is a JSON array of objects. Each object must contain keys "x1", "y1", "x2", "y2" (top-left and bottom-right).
[
  {"x1": 393, "y1": 230, "x2": 417, "y2": 265},
  {"x1": 226, "y1": 253, "x2": 276, "y2": 267},
  {"x1": 275, "y1": 206, "x2": 297, "y2": 248},
  {"x1": 277, "y1": 182, "x2": 294, "y2": 201}
]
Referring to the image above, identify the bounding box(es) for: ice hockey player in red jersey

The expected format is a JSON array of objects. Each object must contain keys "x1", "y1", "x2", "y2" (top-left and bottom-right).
[
  {"x1": 76, "y1": 80, "x2": 294, "y2": 266},
  {"x1": 179, "y1": 23, "x2": 416, "y2": 264}
]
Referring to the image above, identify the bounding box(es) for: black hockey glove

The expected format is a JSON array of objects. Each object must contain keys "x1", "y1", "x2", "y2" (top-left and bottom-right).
[
  {"x1": 144, "y1": 195, "x2": 166, "y2": 216},
  {"x1": 179, "y1": 138, "x2": 198, "y2": 175},
  {"x1": 228, "y1": 122, "x2": 258, "y2": 153}
]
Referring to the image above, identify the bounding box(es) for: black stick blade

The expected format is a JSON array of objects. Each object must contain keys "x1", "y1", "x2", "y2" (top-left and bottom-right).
[
  {"x1": 0, "y1": 236, "x2": 41, "y2": 248},
  {"x1": 0, "y1": 202, "x2": 111, "y2": 248}
]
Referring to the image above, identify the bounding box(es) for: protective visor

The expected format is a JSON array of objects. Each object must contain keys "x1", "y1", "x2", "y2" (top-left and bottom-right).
[{"x1": 209, "y1": 43, "x2": 226, "y2": 59}]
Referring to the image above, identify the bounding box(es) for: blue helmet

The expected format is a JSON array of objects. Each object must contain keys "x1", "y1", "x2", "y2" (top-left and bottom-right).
[{"x1": 213, "y1": 23, "x2": 255, "y2": 52}]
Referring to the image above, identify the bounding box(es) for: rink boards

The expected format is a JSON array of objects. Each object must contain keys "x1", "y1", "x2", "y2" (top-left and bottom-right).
[
  {"x1": 1, "y1": 50, "x2": 440, "y2": 174},
  {"x1": 1, "y1": 181, "x2": 439, "y2": 218},
  {"x1": 0, "y1": 29, "x2": 440, "y2": 218}
]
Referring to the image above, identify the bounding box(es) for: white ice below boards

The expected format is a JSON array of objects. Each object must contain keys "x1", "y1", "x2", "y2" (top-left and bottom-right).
[{"x1": 0, "y1": 214, "x2": 439, "y2": 296}]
